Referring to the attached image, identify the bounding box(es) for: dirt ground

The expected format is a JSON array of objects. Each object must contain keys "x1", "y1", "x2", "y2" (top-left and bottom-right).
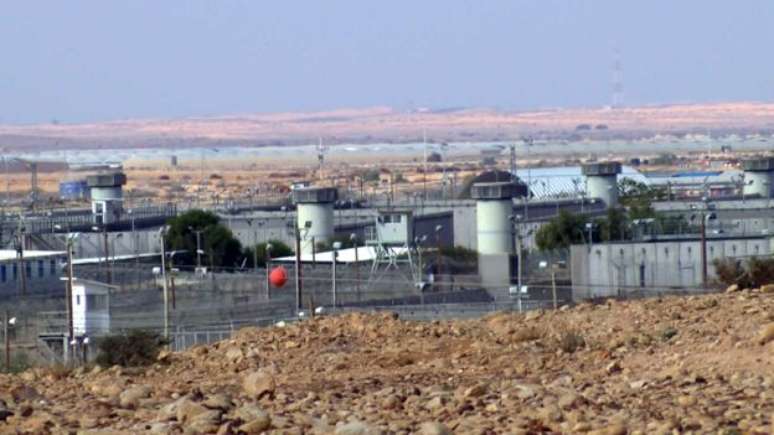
[{"x1": 1, "y1": 287, "x2": 773, "y2": 434}]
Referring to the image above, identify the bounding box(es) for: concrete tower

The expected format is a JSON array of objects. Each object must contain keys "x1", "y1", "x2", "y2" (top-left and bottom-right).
[
  {"x1": 87, "y1": 172, "x2": 127, "y2": 225},
  {"x1": 582, "y1": 162, "x2": 622, "y2": 207},
  {"x1": 742, "y1": 157, "x2": 774, "y2": 199},
  {"x1": 471, "y1": 182, "x2": 525, "y2": 255},
  {"x1": 292, "y1": 187, "x2": 338, "y2": 255}
]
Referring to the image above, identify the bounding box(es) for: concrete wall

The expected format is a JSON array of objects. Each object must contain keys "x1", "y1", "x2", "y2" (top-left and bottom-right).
[{"x1": 571, "y1": 236, "x2": 774, "y2": 300}]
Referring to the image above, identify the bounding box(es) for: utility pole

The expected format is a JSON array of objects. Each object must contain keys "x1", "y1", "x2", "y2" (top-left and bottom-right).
[
  {"x1": 159, "y1": 229, "x2": 170, "y2": 342},
  {"x1": 294, "y1": 229, "x2": 303, "y2": 311},
  {"x1": 700, "y1": 211, "x2": 708, "y2": 289},
  {"x1": 66, "y1": 237, "x2": 75, "y2": 358},
  {"x1": 196, "y1": 229, "x2": 205, "y2": 267},
  {"x1": 331, "y1": 243, "x2": 339, "y2": 307},
  {"x1": 350, "y1": 234, "x2": 359, "y2": 302},
  {"x1": 15, "y1": 231, "x2": 26, "y2": 296},
  {"x1": 4, "y1": 311, "x2": 10, "y2": 372},
  {"x1": 423, "y1": 128, "x2": 428, "y2": 201},
  {"x1": 265, "y1": 243, "x2": 272, "y2": 300}
]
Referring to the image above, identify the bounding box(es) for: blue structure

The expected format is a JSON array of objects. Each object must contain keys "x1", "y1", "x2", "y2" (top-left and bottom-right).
[{"x1": 59, "y1": 180, "x2": 90, "y2": 200}]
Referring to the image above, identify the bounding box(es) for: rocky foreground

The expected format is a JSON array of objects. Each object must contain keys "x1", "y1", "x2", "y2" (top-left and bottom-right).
[{"x1": 1, "y1": 289, "x2": 774, "y2": 434}]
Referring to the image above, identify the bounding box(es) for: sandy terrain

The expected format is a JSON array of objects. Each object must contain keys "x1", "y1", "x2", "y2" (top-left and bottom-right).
[
  {"x1": 3, "y1": 102, "x2": 774, "y2": 151},
  {"x1": 0, "y1": 287, "x2": 772, "y2": 434}
]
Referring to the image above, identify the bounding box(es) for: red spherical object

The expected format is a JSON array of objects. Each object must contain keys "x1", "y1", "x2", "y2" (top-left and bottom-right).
[{"x1": 269, "y1": 266, "x2": 288, "y2": 288}]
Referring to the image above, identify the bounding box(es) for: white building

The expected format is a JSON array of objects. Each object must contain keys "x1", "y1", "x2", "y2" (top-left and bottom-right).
[{"x1": 63, "y1": 278, "x2": 113, "y2": 337}]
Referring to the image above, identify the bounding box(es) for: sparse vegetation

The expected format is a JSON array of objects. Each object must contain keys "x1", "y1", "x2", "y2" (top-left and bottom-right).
[
  {"x1": 558, "y1": 330, "x2": 585, "y2": 353},
  {"x1": 714, "y1": 257, "x2": 774, "y2": 289},
  {"x1": 95, "y1": 330, "x2": 168, "y2": 367}
]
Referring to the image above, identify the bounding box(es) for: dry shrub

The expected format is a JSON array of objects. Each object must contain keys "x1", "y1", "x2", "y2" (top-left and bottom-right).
[{"x1": 558, "y1": 331, "x2": 585, "y2": 353}]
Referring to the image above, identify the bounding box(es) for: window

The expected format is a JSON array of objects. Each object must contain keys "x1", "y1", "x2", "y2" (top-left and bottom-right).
[
  {"x1": 38, "y1": 260, "x2": 44, "y2": 278},
  {"x1": 0, "y1": 265, "x2": 5, "y2": 283},
  {"x1": 25, "y1": 262, "x2": 31, "y2": 279},
  {"x1": 76, "y1": 295, "x2": 81, "y2": 306},
  {"x1": 12, "y1": 264, "x2": 17, "y2": 281},
  {"x1": 50, "y1": 259, "x2": 57, "y2": 275},
  {"x1": 86, "y1": 294, "x2": 108, "y2": 310}
]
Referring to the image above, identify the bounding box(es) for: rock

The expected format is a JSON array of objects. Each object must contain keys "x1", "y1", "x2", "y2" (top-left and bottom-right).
[
  {"x1": 558, "y1": 392, "x2": 583, "y2": 409},
  {"x1": 224, "y1": 346, "x2": 244, "y2": 363},
  {"x1": 758, "y1": 323, "x2": 774, "y2": 345},
  {"x1": 157, "y1": 350, "x2": 173, "y2": 363},
  {"x1": 677, "y1": 395, "x2": 696, "y2": 407},
  {"x1": 176, "y1": 399, "x2": 210, "y2": 424},
  {"x1": 605, "y1": 361, "x2": 622, "y2": 374},
  {"x1": 334, "y1": 421, "x2": 382, "y2": 435},
  {"x1": 203, "y1": 394, "x2": 233, "y2": 411},
  {"x1": 234, "y1": 404, "x2": 268, "y2": 422},
  {"x1": 238, "y1": 411, "x2": 272, "y2": 434},
  {"x1": 242, "y1": 370, "x2": 276, "y2": 399},
  {"x1": 0, "y1": 407, "x2": 13, "y2": 422},
  {"x1": 417, "y1": 422, "x2": 452, "y2": 435},
  {"x1": 725, "y1": 284, "x2": 739, "y2": 293},
  {"x1": 456, "y1": 383, "x2": 487, "y2": 400},
  {"x1": 760, "y1": 284, "x2": 774, "y2": 293},
  {"x1": 119, "y1": 385, "x2": 152, "y2": 408},
  {"x1": 79, "y1": 415, "x2": 100, "y2": 429},
  {"x1": 187, "y1": 409, "x2": 222, "y2": 431}
]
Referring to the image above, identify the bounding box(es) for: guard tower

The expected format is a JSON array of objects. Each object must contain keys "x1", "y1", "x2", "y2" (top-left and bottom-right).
[
  {"x1": 471, "y1": 182, "x2": 525, "y2": 255},
  {"x1": 742, "y1": 157, "x2": 774, "y2": 199},
  {"x1": 292, "y1": 187, "x2": 338, "y2": 255},
  {"x1": 471, "y1": 182, "x2": 527, "y2": 295},
  {"x1": 582, "y1": 162, "x2": 621, "y2": 207},
  {"x1": 87, "y1": 172, "x2": 127, "y2": 225},
  {"x1": 367, "y1": 209, "x2": 419, "y2": 284}
]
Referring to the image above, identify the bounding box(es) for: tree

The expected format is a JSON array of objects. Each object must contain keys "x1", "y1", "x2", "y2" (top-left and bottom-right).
[
  {"x1": 166, "y1": 210, "x2": 243, "y2": 269},
  {"x1": 598, "y1": 207, "x2": 629, "y2": 242},
  {"x1": 244, "y1": 240, "x2": 294, "y2": 268},
  {"x1": 535, "y1": 211, "x2": 589, "y2": 251}
]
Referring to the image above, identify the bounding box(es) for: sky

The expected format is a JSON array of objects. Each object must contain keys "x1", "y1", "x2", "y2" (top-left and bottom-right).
[{"x1": 0, "y1": 1, "x2": 772, "y2": 124}]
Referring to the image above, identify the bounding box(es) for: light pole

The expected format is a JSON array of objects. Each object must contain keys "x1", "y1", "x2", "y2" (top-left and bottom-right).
[
  {"x1": 350, "y1": 233, "x2": 359, "y2": 301},
  {"x1": 434, "y1": 225, "x2": 443, "y2": 287},
  {"x1": 509, "y1": 214, "x2": 524, "y2": 312},
  {"x1": 158, "y1": 227, "x2": 170, "y2": 342},
  {"x1": 64, "y1": 233, "x2": 78, "y2": 362},
  {"x1": 332, "y1": 241, "x2": 342, "y2": 307},
  {"x1": 188, "y1": 226, "x2": 204, "y2": 270},
  {"x1": 245, "y1": 219, "x2": 259, "y2": 274},
  {"x1": 4, "y1": 312, "x2": 16, "y2": 372},
  {"x1": 92, "y1": 225, "x2": 110, "y2": 284},
  {"x1": 265, "y1": 243, "x2": 272, "y2": 300},
  {"x1": 14, "y1": 229, "x2": 27, "y2": 296}
]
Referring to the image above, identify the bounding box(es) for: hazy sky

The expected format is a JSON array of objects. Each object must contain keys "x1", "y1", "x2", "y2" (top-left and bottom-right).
[{"x1": 1, "y1": 1, "x2": 772, "y2": 123}]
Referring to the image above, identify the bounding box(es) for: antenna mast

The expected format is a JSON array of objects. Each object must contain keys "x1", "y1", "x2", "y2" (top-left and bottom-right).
[{"x1": 612, "y1": 47, "x2": 624, "y2": 109}]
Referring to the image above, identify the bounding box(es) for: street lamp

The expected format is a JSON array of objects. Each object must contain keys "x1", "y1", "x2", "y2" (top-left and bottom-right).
[
  {"x1": 158, "y1": 226, "x2": 170, "y2": 342},
  {"x1": 434, "y1": 225, "x2": 443, "y2": 285},
  {"x1": 4, "y1": 312, "x2": 16, "y2": 371},
  {"x1": 332, "y1": 241, "x2": 342, "y2": 307},
  {"x1": 350, "y1": 233, "x2": 360, "y2": 301},
  {"x1": 265, "y1": 243, "x2": 273, "y2": 300},
  {"x1": 188, "y1": 226, "x2": 204, "y2": 270}
]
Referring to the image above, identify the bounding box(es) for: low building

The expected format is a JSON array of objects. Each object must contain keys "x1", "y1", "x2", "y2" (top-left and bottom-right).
[
  {"x1": 65, "y1": 278, "x2": 113, "y2": 337},
  {"x1": 0, "y1": 250, "x2": 67, "y2": 295}
]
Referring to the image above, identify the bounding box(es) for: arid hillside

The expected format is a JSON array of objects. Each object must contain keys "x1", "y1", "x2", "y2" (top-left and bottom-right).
[
  {"x1": 1, "y1": 288, "x2": 773, "y2": 434},
  {"x1": 3, "y1": 102, "x2": 774, "y2": 151}
]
